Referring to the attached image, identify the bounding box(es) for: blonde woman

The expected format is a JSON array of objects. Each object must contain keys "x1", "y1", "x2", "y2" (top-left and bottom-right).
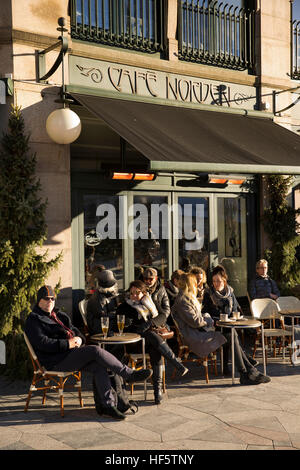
[
  {"x1": 171, "y1": 273, "x2": 226, "y2": 359},
  {"x1": 190, "y1": 267, "x2": 207, "y2": 302}
]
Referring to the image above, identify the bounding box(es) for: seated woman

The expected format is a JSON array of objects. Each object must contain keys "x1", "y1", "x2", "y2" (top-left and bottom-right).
[
  {"x1": 202, "y1": 266, "x2": 271, "y2": 385},
  {"x1": 190, "y1": 266, "x2": 208, "y2": 302},
  {"x1": 117, "y1": 280, "x2": 188, "y2": 405},
  {"x1": 172, "y1": 272, "x2": 226, "y2": 368}
]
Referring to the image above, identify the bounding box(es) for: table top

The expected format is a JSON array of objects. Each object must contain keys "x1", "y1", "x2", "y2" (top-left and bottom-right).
[
  {"x1": 216, "y1": 317, "x2": 261, "y2": 328},
  {"x1": 90, "y1": 332, "x2": 142, "y2": 344}
]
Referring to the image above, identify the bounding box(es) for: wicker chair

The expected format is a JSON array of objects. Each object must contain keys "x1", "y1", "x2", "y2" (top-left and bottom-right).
[{"x1": 23, "y1": 332, "x2": 83, "y2": 417}]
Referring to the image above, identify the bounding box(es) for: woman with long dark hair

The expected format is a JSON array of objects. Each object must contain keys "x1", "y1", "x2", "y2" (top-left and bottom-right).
[
  {"x1": 202, "y1": 266, "x2": 271, "y2": 385},
  {"x1": 117, "y1": 280, "x2": 188, "y2": 404}
]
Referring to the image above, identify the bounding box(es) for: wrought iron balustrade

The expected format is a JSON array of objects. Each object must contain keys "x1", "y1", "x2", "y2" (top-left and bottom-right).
[
  {"x1": 70, "y1": 0, "x2": 165, "y2": 54},
  {"x1": 178, "y1": 1, "x2": 255, "y2": 71},
  {"x1": 292, "y1": 20, "x2": 300, "y2": 80}
]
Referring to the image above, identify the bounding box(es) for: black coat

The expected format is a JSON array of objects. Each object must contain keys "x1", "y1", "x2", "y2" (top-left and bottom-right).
[
  {"x1": 24, "y1": 306, "x2": 85, "y2": 370},
  {"x1": 149, "y1": 279, "x2": 171, "y2": 327},
  {"x1": 86, "y1": 287, "x2": 123, "y2": 335}
]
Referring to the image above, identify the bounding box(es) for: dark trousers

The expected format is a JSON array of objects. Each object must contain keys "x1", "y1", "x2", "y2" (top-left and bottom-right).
[
  {"x1": 143, "y1": 330, "x2": 165, "y2": 367},
  {"x1": 52, "y1": 345, "x2": 132, "y2": 408},
  {"x1": 222, "y1": 329, "x2": 253, "y2": 374}
]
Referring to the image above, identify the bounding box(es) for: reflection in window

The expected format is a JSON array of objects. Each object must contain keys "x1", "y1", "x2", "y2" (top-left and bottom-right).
[
  {"x1": 178, "y1": 197, "x2": 209, "y2": 273},
  {"x1": 133, "y1": 196, "x2": 168, "y2": 281},
  {"x1": 83, "y1": 195, "x2": 123, "y2": 292}
]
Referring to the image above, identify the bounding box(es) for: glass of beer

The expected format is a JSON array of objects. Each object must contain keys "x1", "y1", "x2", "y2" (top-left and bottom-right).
[
  {"x1": 117, "y1": 314, "x2": 125, "y2": 336},
  {"x1": 101, "y1": 316, "x2": 109, "y2": 339}
]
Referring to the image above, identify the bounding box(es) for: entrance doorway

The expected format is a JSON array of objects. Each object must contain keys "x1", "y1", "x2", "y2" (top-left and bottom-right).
[{"x1": 79, "y1": 190, "x2": 249, "y2": 296}]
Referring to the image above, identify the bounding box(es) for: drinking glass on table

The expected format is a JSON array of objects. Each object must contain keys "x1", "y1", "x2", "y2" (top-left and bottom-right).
[
  {"x1": 101, "y1": 316, "x2": 109, "y2": 339},
  {"x1": 117, "y1": 314, "x2": 125, "y2": 336}
]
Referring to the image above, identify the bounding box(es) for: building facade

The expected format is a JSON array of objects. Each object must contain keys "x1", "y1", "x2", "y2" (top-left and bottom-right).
[{"x1": 1, "y1": 0, "x2": 300, "y2": 321}]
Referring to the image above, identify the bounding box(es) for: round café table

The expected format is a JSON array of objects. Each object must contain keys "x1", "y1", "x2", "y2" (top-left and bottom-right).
[
  {"x1": 216, "y1": 317, "x2": 265, "y2": 384},
  {"x1": 89, "y1": 332, "x2": 148, "y2": 399}
]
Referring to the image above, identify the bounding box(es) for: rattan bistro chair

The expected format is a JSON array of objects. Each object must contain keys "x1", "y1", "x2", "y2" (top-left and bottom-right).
[
  {"x1": 171, "y1": 321, "x2": 218, "y2": 384},
  {"x1": 23, "y1": 332, "x2": 83, "y2": 417}
]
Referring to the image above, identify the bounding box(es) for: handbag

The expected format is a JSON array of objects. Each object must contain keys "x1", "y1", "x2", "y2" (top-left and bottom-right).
[{"x1": 151, "y1": 324, "x2": 174, "y2": 340}]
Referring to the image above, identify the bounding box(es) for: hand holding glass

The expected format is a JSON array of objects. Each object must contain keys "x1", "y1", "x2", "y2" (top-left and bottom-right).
[
  {"x1": 101, "y1": 316, "x2": 109, "y2": 339},
  {"x1": 117, "y1": 314, "x2": 125, "y2": 336}
]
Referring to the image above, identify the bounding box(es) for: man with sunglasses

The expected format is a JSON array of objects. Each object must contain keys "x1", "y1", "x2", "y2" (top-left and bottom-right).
[{"x1": 24, "y1": 285, "x2": 152, "y2": 420}]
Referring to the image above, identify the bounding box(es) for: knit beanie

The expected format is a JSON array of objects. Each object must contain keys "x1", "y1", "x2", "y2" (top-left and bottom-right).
[{"x1": 37, "y1": 285, "x2": 55, "y2": 304}]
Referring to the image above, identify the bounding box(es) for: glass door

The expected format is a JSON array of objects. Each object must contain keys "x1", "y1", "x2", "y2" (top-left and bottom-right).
[
  {"x1": 130, "y1": 193, "x2": 171, "y2": 282},
  {"x1": 173, "y1": 193, "x2": 210, "y2": 272},
  {"x1": 216, "y1": 195, "x2": 248, "y2": 297}
]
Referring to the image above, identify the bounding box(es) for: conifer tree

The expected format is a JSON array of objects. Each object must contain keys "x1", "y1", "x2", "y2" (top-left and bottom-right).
[
  {"x1": 263, "y1": 175, "x2": 300, "y2": 294},
  {"x1": 0, "y1": 106, "x2": 61, "y2": 378}
]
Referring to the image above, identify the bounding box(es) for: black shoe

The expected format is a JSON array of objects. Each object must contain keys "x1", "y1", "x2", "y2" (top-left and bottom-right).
[
  {"x1": 247, "y1": 355, "x2": 259, "y2": 367},
  {"x1": 154, "y1": 395, "x2": 163, "y2": 405},
  {"x1": 101, "y1": 406, "x2": 126, "y2": 420},
  {"x1": 126, "y1": 368, "x2": 153, "y2": 384},
  {"x1": 240, "y1": 371, "x2": 271, "y2": 385}
]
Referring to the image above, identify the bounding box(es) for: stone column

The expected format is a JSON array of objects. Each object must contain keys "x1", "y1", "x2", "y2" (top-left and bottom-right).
[{"x1": 166, "y1": 0, "x2": 179, "y2": 61}]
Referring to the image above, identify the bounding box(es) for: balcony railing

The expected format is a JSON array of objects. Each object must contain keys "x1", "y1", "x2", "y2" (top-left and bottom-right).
[
  {"x1": 70, "y1": 0, "x2": 165, "y2": 54},
  {"x1": 292, "y1": 20, "x2": 300, "y2": 79},
  {"x1": 178, "y1": 1, "x2": 255, "y2": 71}
]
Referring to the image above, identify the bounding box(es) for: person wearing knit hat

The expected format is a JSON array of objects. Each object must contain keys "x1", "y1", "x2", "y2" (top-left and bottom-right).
[
  {"x1": 86, "y1": 270, "x2": 122, "y2": 338},
  {"x1": 25, "y1": 284, "x2": 152, "y2": 420}
]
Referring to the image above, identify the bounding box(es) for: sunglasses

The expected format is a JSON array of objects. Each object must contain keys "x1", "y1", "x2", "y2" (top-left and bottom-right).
[{"x1": 43, "y1": 296, "x2": 55, "y2": 301}]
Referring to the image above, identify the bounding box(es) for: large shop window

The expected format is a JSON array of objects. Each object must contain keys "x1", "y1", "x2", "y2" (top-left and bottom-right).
[
  {"x1": 217, "y1": 196, "x2": 247, "y2": 297},
  {"x1": 178, "y1": 196, "x2": 209, "y2": 273},
  {"x1": 133, "y1": 195, "x2": 169, "y2": 281},
  {"x1": 84, "y1": 194, "x2": 124, "y2": 291}
]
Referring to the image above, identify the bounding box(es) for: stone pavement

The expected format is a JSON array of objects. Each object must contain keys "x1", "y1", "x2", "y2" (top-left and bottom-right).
[{"x1": 1, "y1": 353, "x2": 300, "y2": 451}]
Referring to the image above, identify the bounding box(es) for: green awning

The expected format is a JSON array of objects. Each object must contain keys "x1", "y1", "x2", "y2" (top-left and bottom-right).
[{"x1": 70, "y1": 91, "x2": 300, "y2": 175}]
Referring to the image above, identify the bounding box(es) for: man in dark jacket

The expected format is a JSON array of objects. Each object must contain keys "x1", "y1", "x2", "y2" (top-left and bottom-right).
[
  {"x1": 249, "y1": 259, "x2": 280, "y2": 300},
  {"x1": 87, "y1": 269, "x2": 122, "y2": 335},
  {"x1": 25, "y1": 285, "x2": 152, "y2": 420},
  {"x1": 142, "y1": 268, "x2": 180, "y2": 403},
  {"x1": 143, "y1": 268, "x2": 171, "y2": 326}
]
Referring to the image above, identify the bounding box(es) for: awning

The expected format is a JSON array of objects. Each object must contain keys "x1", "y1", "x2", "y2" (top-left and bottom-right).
[{"x1": 70, "y1": 91, "x2": 300, "y2": 175}]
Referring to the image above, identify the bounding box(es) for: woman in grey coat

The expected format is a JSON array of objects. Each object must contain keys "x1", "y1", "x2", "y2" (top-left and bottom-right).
[{"x1": 172, "y1": 273, "x2": 226, "y2": 358}]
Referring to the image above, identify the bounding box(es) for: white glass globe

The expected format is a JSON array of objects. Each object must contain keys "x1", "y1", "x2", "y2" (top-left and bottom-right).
[{"x1": 46, "y1": 108, "x2": 82, "y2": 144}]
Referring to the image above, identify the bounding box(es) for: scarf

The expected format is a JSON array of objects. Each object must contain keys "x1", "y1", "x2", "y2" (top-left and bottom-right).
[
  {"x1": 50, "y1": 311, "x2": 75, "y2": 339},
  {"x1": 208, "y1": 285, "x2": 234, "y2": 315},
  {"x1": 126, "y1": 293, "x2": 159, "y2": 322}
]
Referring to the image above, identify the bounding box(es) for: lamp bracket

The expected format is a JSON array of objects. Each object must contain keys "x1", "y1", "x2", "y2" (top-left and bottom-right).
[{"x1": 37, "y1": 35, "x2": 68, "y2": 82}]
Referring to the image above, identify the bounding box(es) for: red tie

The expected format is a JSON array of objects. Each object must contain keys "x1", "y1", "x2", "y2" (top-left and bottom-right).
[{"x1": 50, "y1": 311, "x2": 74, "y2": 339}]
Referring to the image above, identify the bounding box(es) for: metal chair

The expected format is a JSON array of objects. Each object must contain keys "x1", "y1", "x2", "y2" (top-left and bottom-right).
[
  {"x1": 170, "y1": 322, "x2": 218, "y2": 384},
  {"x1": 23, "y1": 332, "x2": 83, "y2": 417},
  {"x1": 250, "y1": 298, "x2": 292, "y2": 361},
  {"x1": 277, "y1": 296, "x2": 300, "y2": 319}
]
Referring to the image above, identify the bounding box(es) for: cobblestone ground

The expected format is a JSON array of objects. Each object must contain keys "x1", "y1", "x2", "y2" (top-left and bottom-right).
[{"x1": 1, "y1": 351, "x2": 300, "y2": 451}]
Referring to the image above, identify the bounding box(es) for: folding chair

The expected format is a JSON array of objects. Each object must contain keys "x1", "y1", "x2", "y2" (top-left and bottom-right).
[{"x1": 23, "y1": 332, "x2": 83, "y2": 417}]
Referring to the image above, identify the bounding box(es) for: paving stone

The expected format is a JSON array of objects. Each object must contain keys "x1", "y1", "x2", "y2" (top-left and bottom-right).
[{"x1": 49, "y1": 426, "x2": 133, "y2": 449}]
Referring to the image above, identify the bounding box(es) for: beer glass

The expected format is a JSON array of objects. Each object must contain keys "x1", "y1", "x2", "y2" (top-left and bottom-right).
[
  {"x1": 117, "y1": 314, "x2": 125, "y2": 336},
  {"x1": 101, "y1": 316, "x2": 109, "y2": 339}
]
